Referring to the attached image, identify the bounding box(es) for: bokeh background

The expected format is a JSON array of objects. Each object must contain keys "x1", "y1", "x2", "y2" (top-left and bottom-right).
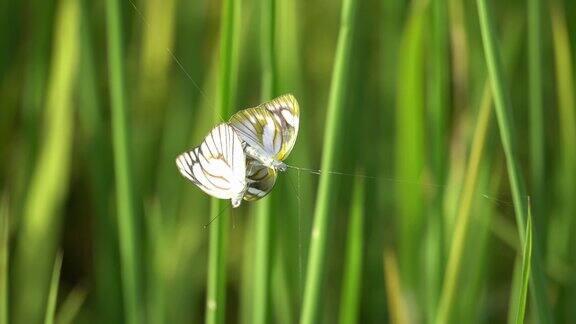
[{"x1": 1, "y1": 0, "x2": 575, "y2": 323}]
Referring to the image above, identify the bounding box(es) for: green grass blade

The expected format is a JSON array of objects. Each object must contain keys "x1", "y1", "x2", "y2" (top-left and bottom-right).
[
  {"x1": 383, "y1": 249, "x2": 410, "y2": 324},
  {"x1": 514, "y1": 202, "x2": 532, "y2": 324},
  {"x1": 395, "y1": 0, "x2": 426, "y2": 290},
  {"x1": 435, "y1": 83, "x2": 492, "y2": 324},
  {"x1": 45, "y1": 253, "x2": 63, "y2": 324},
  {"x1": 299, "y1": 0, "x2": 358, "y2": 321},
  {"x1": 78, "y1": 1, "x2": 122, "y2": 322},
  {"x1": 550, "y1": 4, "x2": 576, "y2": 320},
  {"x1": 251, "y1": 0, "x2": 277, "y2": 322},
  {"x1": 11, "y1": 0, "x2": 80, "y2": 321},
  {"x1": 338, "y1": 177, "x2": 364, "y2": 324},
  {"x1": 254, "y1": 0, "x2": 276, "y2": 318},
  {"x1": 0, "y1": 195, "x2": 8, "y2": 324},
  {"x1": 527, "y1": 0, "x2": 545, "y2": 234},
  {"x1": 206, "y1": 0, "x2": 240, "y2": 323},
  {"x1": 507, "y1": 257, "x2": 522, "y2": 324},
  {"x1": 54, "y1": 287, "x2": 87, "y2": 324},
  {"x1": 475, "y1": 0, "x2": 552, "y2": 322},
  {"x1": 426, "y1": 0, "x2": 449, "y2": 318},
  {"x1": 105, "y1": 0, "x2": 142, "y2": 322}
]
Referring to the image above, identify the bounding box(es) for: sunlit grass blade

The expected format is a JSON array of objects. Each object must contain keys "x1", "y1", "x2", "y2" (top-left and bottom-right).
[
  {"x1": 475, "y1": 0, "x2": 552, "y2": 322},
  {"x1": 395, "y1": 0, "x2": 426, "y2": 291},
  {"x1": 383, "y1": 249, "x2": 410, "y2": 324},
  {"x1": 11, "y1": 0, "x2": 80, "y2": 322},
  {"x1": 338, "y1": 177, "x2": 364, "y2": 324},
  {"x1": 45, "y1": 252, "x2": 63, "y2": 324},
  {"x1": 105, "y1": 0, "x2": 142, "y2": 322},
  {"x1": 252, "y1": 0, "x2": 277, "y2": 322},
  {"x1": 54, "y1": 287, "x2": 86, "y2": 324},
  {"x1": 299, "y1": 0, "x2": 358, "y2": 321},
  {"x1": 513, "y1": 201, "x2": 532, "y2": 324},
  {"x1": 205, "y1": 0, "x2": 240, "y2": 322},
  {"x1": 0, "y1": 195, "x2": 8, "y2": 324},
  {"x1": 435, "y1": 83, "x2": 492, "y2": 324}
]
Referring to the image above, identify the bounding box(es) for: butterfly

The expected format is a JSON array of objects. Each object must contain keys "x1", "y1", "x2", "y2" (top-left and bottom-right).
[
  {"x1": 175, "y1": 123, "x2": 278, "y2": 207},
  {"x1": 229, "y1": 94, "x2": 300, "y2": 172},
  {"x1": 176, "y1": 94, "x2": 299, "y2": 207}
]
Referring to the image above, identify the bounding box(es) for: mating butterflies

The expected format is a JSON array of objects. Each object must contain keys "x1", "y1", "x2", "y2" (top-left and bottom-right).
[{"x1": 176, "y1": 94, "x2": 300, "y2": 208}]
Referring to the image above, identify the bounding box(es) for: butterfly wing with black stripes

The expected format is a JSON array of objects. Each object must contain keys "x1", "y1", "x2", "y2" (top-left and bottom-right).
[
  {"x1": 244, "y1": 158, "x2": 277, "y2": 201},
  {"x1": 229, "y1": 94, "x2": 299, "y2": 164},
  {"x1": 175, "y1": 123, "x2": 247, "y2": 207}
]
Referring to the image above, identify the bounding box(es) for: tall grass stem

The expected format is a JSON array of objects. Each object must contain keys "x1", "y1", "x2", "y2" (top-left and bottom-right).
[
  {"x1": 105, "y1": 0, "x2": 142, "y2": 322},
  {"x1": 476, "y1": 0, "x2": 552, "y2": 322},
  {"x1": 299, "y1": 0, "x2": 357, "y2": 321}
]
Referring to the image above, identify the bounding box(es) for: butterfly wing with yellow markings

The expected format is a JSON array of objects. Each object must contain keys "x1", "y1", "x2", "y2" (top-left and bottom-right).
[{"x1": 229, "y1": 94, "x2": 300, "y2": 163}]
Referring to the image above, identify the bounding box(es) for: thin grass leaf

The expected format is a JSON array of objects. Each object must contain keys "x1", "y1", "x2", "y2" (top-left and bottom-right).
[
  {"x1": 475, "y1": 0, "x2": 552, "y2": 322},
  {"x1": 426, "y1": 0, "x2": 449, "y2": 318},
  {"x1": 338, "y1": 177, "x2": 364, "y2": 324},
  {"x1": 11, "y1": 0, "x2": 80, "y2": 321},
  {"x1": 383, "y1": 249, "x2": 410, "y2": 324},
  {"x1": 395, "y1": 0, "x2": 426, "y2": 290},
  {"x1": 550, "y1": 4, "x2": 576, "y2": 320},
  {"x1": 205, "y1": 0, "x2": 240, "y2": 322},
  {"x1": 251, "y1": 0, "x2": 277, "y2": 322},
  {"x1": 514, "y1": 201, "x2": 532, "y2": 324},
  {"x1": 105, "y1": 0, "x2": 142, "y2": 322},
  {"x1": 527, "y1": 0, "x2": 545, "y2": 234},
  {"x1": 299, "y1": 0, "x2": 358, "y2": 321},
  {"x1": 54, "y1": 287, "x2": 87, "y2": 324},
  {"x1": 435, "y1": 83, "x2": 492, "y2": 324},
  {"x1": 78, "y1": 2, "x2": 122, "y2": 322},
  {"x1": 45, "y1": 253, "x2": 63, "y2": 324},
  {"x1": 0, "y1": 195, "x2": 8, "y2": 324},
  {"x1": 551, "y1": 0, "x2": 576, "y2": 257}
]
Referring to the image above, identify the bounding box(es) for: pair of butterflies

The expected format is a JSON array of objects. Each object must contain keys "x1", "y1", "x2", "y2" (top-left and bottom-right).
[{"x1": 175, "y1": 94, "x2": 300, "y2": 208}]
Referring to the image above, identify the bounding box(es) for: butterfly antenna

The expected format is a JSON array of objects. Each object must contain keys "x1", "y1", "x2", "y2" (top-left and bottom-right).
[{"x1": 203, "y1": 203, "x2": 231, "y2": 229}]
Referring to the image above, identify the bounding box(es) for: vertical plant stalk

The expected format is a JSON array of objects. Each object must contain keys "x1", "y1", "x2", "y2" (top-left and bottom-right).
[
  {"x1": 79, "y1": 1, "x2": 122, "y2": 321},
  {"x1": 299, "y1": 0, "x2": 357, "y2": 321},
  {"x1": 12, "y1": 0, "x2": 80, "y2": 322},
  {"x1": 0, "y1": 196, "x2": 8, "y2": 324},
  {"x1": 205, "y1": 0, "x2": 240, "y2": 323},
  {"x1": 426, "y1": 0, "x2": 449, "y2": 319},
  {"x1": 435, "y1": 84, "x2": 492, "y2": 324},
  {"x1": 395, "y1": 0, "x2": 426, "y2": 289},
  {"x1": 514, "y1": 203, "x2": 533, "y2": 324},
  {"x1": 551, "y1": 0, "x2": 576, "y2": 260},
  {"x1": 105, "y1": 0, "x2": 141, "y2": 322},
  {"x1": 252, "y1": 0, "x2": 277, "y2": 323},
  {"x1": 527, "y1": 0, "x2": 544, "y2": 231},
  {"x1": 338, "y1": 178, "x2": 364, "y2": 324},
  {"x1": 475, "y1": 0, "x2": 552, "y2": 322},
  {"x1": 383, "y1": 249, "x2": 410, "y2": 324},
  {"x1": 44, "y1": 253, "x2": 63, "y2": 324}
]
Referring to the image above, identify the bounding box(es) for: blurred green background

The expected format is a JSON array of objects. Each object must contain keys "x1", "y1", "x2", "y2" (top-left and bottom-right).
[{"x1": 1, "y1": 0, "x2": 575, "y2": 323}]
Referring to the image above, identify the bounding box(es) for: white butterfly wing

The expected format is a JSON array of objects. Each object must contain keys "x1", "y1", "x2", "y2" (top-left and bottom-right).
[
  {"x1": 229, "y1": 94, "x2": 300, "y2": 162},
  {"x1": 176, "y1": 123, "x2": 246, "y2": 200}
]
